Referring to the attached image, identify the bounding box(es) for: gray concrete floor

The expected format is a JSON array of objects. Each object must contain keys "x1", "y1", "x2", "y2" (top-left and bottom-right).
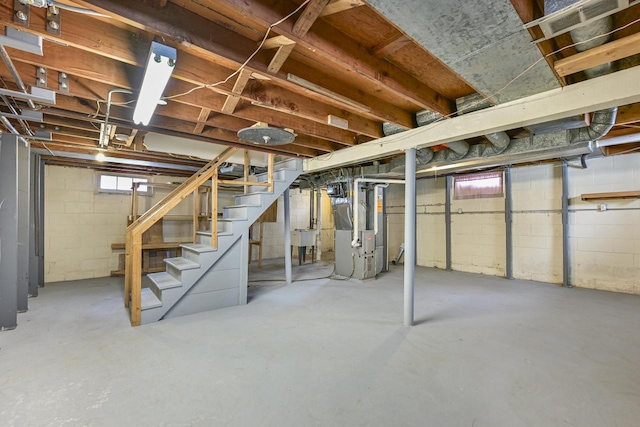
[{"x1": 2, "y1": 261, "x2": 640, "y2": 427}]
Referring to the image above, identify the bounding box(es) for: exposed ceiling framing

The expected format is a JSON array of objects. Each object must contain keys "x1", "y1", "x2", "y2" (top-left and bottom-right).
[{"x1": 0, "y1": 0, "x2": 638, "y2": 175}]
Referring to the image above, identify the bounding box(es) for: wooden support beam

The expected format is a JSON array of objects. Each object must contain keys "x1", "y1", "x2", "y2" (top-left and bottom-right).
[
  {"x1": 221, "y1": 69, "x2": 253, "y2": 114},
  {"x1": 616, "y1": 102, "x2": 640, "y2": 126},
  {"x1": 268, "y1": 43, "x2": 296, "y2": 74},
  {"x1": 372, "y1": 33, "x2": 411, "y2": 58},
  {"x1": 292, "y1": 0, "x2": 331, "y2": 38},
  {"x1": 72, "y1": 0, "x2": 454, "y2": 115},
  {"x1": 263, "y1": 35, "x2": 295, "y2": 50},
  {"x1": 0, "y1": 4, "x2": 409, "y2": 129},
  {"x1": 555, "y1": 32, "x2": 640, "y2": 77},
  {"x1": 320, "y1": 0, "x2": 365, "y2": 17},
  {"x1": 193, "y1": 108, "x2": 211, "y2": 134},
  {"x1": 304, "y1": 66, "x2": 640, "y2": 172}
]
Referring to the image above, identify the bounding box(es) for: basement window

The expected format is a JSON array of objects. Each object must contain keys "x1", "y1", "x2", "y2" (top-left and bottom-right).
[
  {"x1": 99, "y1": 174, "x2": 149, "y2": 194},
  {"x1": 453, "y1": 171, "x2": 503, "y2": 200}
]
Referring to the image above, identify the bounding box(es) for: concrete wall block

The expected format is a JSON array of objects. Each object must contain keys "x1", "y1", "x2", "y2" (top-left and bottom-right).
[
  {"x1": 514, "y1": 235, "x2": 547, "y2": 249},
  {"x1": 594, "y1": 252, "x2": 634, "y2": 268},
  {"x1": 65, "y1": 201, "x2": 94, "y2": 214},
  {"x1": 568, "y1": 224, "x2": 594, "y2": 238},
  {"x1": 531, "y1": 223, "x2": 561, "y2": 237},
  {"x1": 576, "y1": 237, "x2": 614, "y2": 253},
  {"x1": 594, "y1": 224, "x2": 634, "y2": 239}
]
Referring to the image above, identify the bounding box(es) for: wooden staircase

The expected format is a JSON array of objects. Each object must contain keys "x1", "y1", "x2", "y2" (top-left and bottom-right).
[{"x1": 123, "y1": 149, "x2": 301, "y2": 326}]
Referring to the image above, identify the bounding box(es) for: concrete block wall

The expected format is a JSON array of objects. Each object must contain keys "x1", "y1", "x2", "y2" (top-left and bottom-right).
[
  {"x1": 44, "y1": 165, "x2": 236, "y2": 282},
  {"x1": 568, "y1": 154, "x2": 640, "y2": 294},
  {"x1": 385, "y1": 152, "x2": 640, "y2": 295},
  {"x1": 45, "y1": 166, "x2": 130, "y2": 282},
  {"x1": 511, "y1": 164, "x2": 563, "y2": 283}
]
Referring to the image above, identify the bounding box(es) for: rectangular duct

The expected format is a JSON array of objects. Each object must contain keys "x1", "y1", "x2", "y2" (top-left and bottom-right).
[{"x1": 531, "y1": 0, "x2": 628, "y2": 40}]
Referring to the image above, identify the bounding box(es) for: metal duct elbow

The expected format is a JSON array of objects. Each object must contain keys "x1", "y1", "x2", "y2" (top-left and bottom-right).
[
  {"x1": 446, "y1": 140, "x2": 469, "y2": 158},
  {"x1": 568, "y1": 16, "x2": 617, "y2": 144},
  {"x1": 569, "y1": 107, "x2": 618, "y2": 144},
  {"x1": 484, "y1": 131, "x2": 510, "y2": 153}
]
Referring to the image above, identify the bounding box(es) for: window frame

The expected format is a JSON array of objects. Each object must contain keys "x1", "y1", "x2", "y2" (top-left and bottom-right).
[
  {"x1": 97, "y1": 173, "x2": 151, "y2": 195},
  {"x1": 453, "y1": 171, "x2": 504, "y2": 200}
]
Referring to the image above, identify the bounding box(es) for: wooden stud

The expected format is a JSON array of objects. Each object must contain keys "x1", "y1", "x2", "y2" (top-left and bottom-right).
[
  {"x1": 268, "y1": 43, "x2": 296, "y2": 74},
  {"x1": 263, "y1": 35, "x2": 295, "y2": 50},
  {"x1": 130, "y1": 233, "x2": 142, "y2": 326},
  {"x1": 372, "y1": 33, "x2": 411, "y2": 58},
  {"x1": 221, "y1": 69, "x2": 253, "y2": 114},
  {"x1": 267, "y1": 153, "x2": 274, "y2": 193},
  {"x1": 292, "y1": 0, "x2": 331, "y2": 37},
  {"x1": 243, "y1": 150, "x2": 250, "y2": 194},
  {"x1": 616, "y1": 103, "x2": 640, "y2": 126},
  {"x1": 319, "y1": 0, "x2": 365, "y2": 17},
  {"x1": 212, "y1": 170, "x2": 218, "y2": 249},
  {"x1": 192, "y1": 189, "x2": 199, "y2": 243},
  {"x1": 124, "y1": 230, "x2": 132, "y2": 308},
  {"x1": 131, "y1": 182, "x2": 138, "y2": 220},
  {"x1": 193, "y1": 108, "x2": 211, "y2": 134},
  {"x1": 554, "y1": 32, "x2": 640, "y2": 77}
]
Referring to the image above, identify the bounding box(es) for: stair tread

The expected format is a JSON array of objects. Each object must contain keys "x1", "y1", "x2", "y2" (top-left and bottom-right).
[
  {"x1": 147, "y1": 272, "x2": 182, "y2": 290},
  {"x1": 196, "y1": 230, "x2": 232, "y2": 236},
  {"x1": 226, "y1": 204, "x2": 261, "y2": 208},
  {"x1": 181, "y1": 243, "x2": 217, "y2": 253},
  {"x1": 141, "y1": 287, "x2": 162, "y2": 310},
  {"x1": 164, "y1": 257, "x2": 200, "y2": 270}
]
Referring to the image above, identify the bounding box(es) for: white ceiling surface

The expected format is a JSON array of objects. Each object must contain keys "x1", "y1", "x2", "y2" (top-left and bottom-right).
[{"x1": 143, "y1": 133, "x2": 268, "y2": 166}]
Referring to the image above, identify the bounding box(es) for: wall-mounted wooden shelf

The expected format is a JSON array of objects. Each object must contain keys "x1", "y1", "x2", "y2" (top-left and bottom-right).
[{"x1": 581, "y1": 191, "x2": 640, "y2": 201}]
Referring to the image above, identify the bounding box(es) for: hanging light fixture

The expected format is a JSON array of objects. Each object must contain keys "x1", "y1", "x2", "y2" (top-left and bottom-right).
[{"x1": 133, "y1": 41, "x2": 176, "y2": 126}]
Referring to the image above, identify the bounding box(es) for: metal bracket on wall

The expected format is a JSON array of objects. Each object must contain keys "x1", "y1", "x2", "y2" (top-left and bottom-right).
[
  {"x1": 58, "y1": 72, "x2": 68, "y2": 92},
  {"x1": 13, "y1": 0, "x2": 30, "y2": 26},
  {"x1": 36, "y1": 67, "x2": 47, "y2": 88},
  {"x1": 46, "y1": 6, "x2": 61, "y2": 36}
]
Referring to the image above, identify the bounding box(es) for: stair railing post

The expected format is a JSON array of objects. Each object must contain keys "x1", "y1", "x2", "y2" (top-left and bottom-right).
[
  {"x1": 212, "y1": 169, "x2": 218, "y2": 249},
  {"x1": 267, "y1": 153, "x2": 274, "y2": 193},
  {"x1": 244, "y1": 150, "x2": 250, "y2": 194},
  {"x1": 131, "y1": 182, "x2": 139, "y2": 221},
  {"x1": 192, "y1": 188, "x2": 199, "y2": 243},
  {"x1": 124, "y1": 230, "x2": 132, "y2": 308},
  {"x1": 130, "y1": 231, "x2": 142, "y2": 326}
]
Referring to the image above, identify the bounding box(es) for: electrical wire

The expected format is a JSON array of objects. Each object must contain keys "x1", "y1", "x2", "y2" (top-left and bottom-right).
[
  {"x1": 162, "y1": 0, "x2": 311, "y2": 102},
  {"x1": 311, "y1": 15, "x2": 640, "y2": 162}
]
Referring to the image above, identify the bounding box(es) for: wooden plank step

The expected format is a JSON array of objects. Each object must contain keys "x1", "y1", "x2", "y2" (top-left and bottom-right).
[
  {"x1": 141, "y1": 287, "x2": 162, "y2": 310},
  {"x1": 111, "y1": 242, "x2": 189, "y2": 250},
  {"x1": 196, "y1": 230, "x2": 232, "y2": 236},
  {"x1": 147, "y1": 272, "x2": 182, "y2": 290},
  {"x1": 164, "y1": 257, "x2": 200, "y2": 270}
]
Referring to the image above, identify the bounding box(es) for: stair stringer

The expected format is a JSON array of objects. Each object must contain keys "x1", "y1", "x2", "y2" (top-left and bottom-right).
[{"x1": 140, "y1": 159, "x2": 301, "y2": 324}]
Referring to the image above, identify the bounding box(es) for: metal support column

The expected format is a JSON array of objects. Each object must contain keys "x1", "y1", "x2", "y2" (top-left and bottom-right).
[
  {"x1": 505, "y1": 168, "x2": 513, "y2": 279},
  {"x1": 0, "y1": 134, "x2": 19, "y2": 330},
  {"x1": 316, "y1": 188, "x2": 322, "y2": 262},
  {"x1": 17, "y1": 139, "x2": 30, "y2": 312},
  {"x1": 562, "y1": 162, "x2": 572, "y2": 287},
  {"x1": 29, "y1": 153, "x2": 41, "y2": 296},
  {"x1": 284, "y1": 188, "x2": 292, "y2": 285},
  {"x1": 445, "y1": 176, "x2": 452, "y2": 271},
  {"x1": 404, "y1": 148, "x2": 416, "y2": 327}
]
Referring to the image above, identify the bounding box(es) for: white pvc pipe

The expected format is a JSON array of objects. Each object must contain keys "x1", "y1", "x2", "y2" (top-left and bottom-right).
[
  {"x1": 373, "y1": 183, "x2": 389, "y2": 236},
  {"x1": 351, "y1": 178, "x2": 405, "y2": 247},
  {"x1": 596, "y1": 133, "x2": 640, "y2": 148}
]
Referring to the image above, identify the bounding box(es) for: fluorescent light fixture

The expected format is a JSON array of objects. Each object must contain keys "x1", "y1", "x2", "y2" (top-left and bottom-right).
[
  {"x1": 0, "y1": 110, "x2": 43, "y2": 122},
  {"x1": 286, "y1": 73, "x2": 370, "y2": 112},
  {"x1": 0, "y1": 27, "x2": 43, "y2": 55},
  {"x1": 133, "y1": 42, "x2": 176, "y2": 126},
  {"x1": 0, "y1": 87, "x2": 55, "y2": 104}
]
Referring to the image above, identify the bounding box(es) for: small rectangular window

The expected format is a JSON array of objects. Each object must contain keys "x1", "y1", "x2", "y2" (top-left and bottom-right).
[
  {"x1": 453, "y1": 171, "x2": 503, "y2": 200},
  {"x1": 99, "y1": 174, "x2": 149, "y2": 194}
]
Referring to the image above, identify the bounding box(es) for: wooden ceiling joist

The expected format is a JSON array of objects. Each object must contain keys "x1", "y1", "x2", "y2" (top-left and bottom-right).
[
  {"x1": 74, "y1": 0, "x2": 454, "y2": 115},
  {"x1": 554, "y1": 32, "x2": 640, "y2": 77},
  {"x1": 292, "y1": 0, "x2": 331, "y2": 37}
]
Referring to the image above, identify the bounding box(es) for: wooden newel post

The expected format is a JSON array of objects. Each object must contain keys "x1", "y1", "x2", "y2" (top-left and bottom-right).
[
  {"x1": 268, "y1": 153, "x2": 274, "y2": 193},
  {"x1": 244, "y1": 150, "x2": 250, "y2": 194},
  {"x1": 130, "y1": 231, "x2": 142, "y2": 326},
  {"x1": 192, "y1": 188, "x2": 199, "y2": 243},
  {"x1": 212, "y1": 170, "x2": 218, "y2": 249},
  {"x1": 124, "y1": 230, "x2": 132, "y2": 308}
]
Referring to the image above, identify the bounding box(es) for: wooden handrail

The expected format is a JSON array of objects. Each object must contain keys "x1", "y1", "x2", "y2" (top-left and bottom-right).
[
  {"x1": 124, "y1": 149, "x2": 276, "y2": 326},
  {"x1": 125, "y1": 147, "x2": 238, "y2": 326}
]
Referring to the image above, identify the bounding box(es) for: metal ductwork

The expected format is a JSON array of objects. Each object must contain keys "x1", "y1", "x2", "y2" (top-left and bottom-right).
[{"x1": 567, "y1": 13, "x2": 618, "y2": 144}]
